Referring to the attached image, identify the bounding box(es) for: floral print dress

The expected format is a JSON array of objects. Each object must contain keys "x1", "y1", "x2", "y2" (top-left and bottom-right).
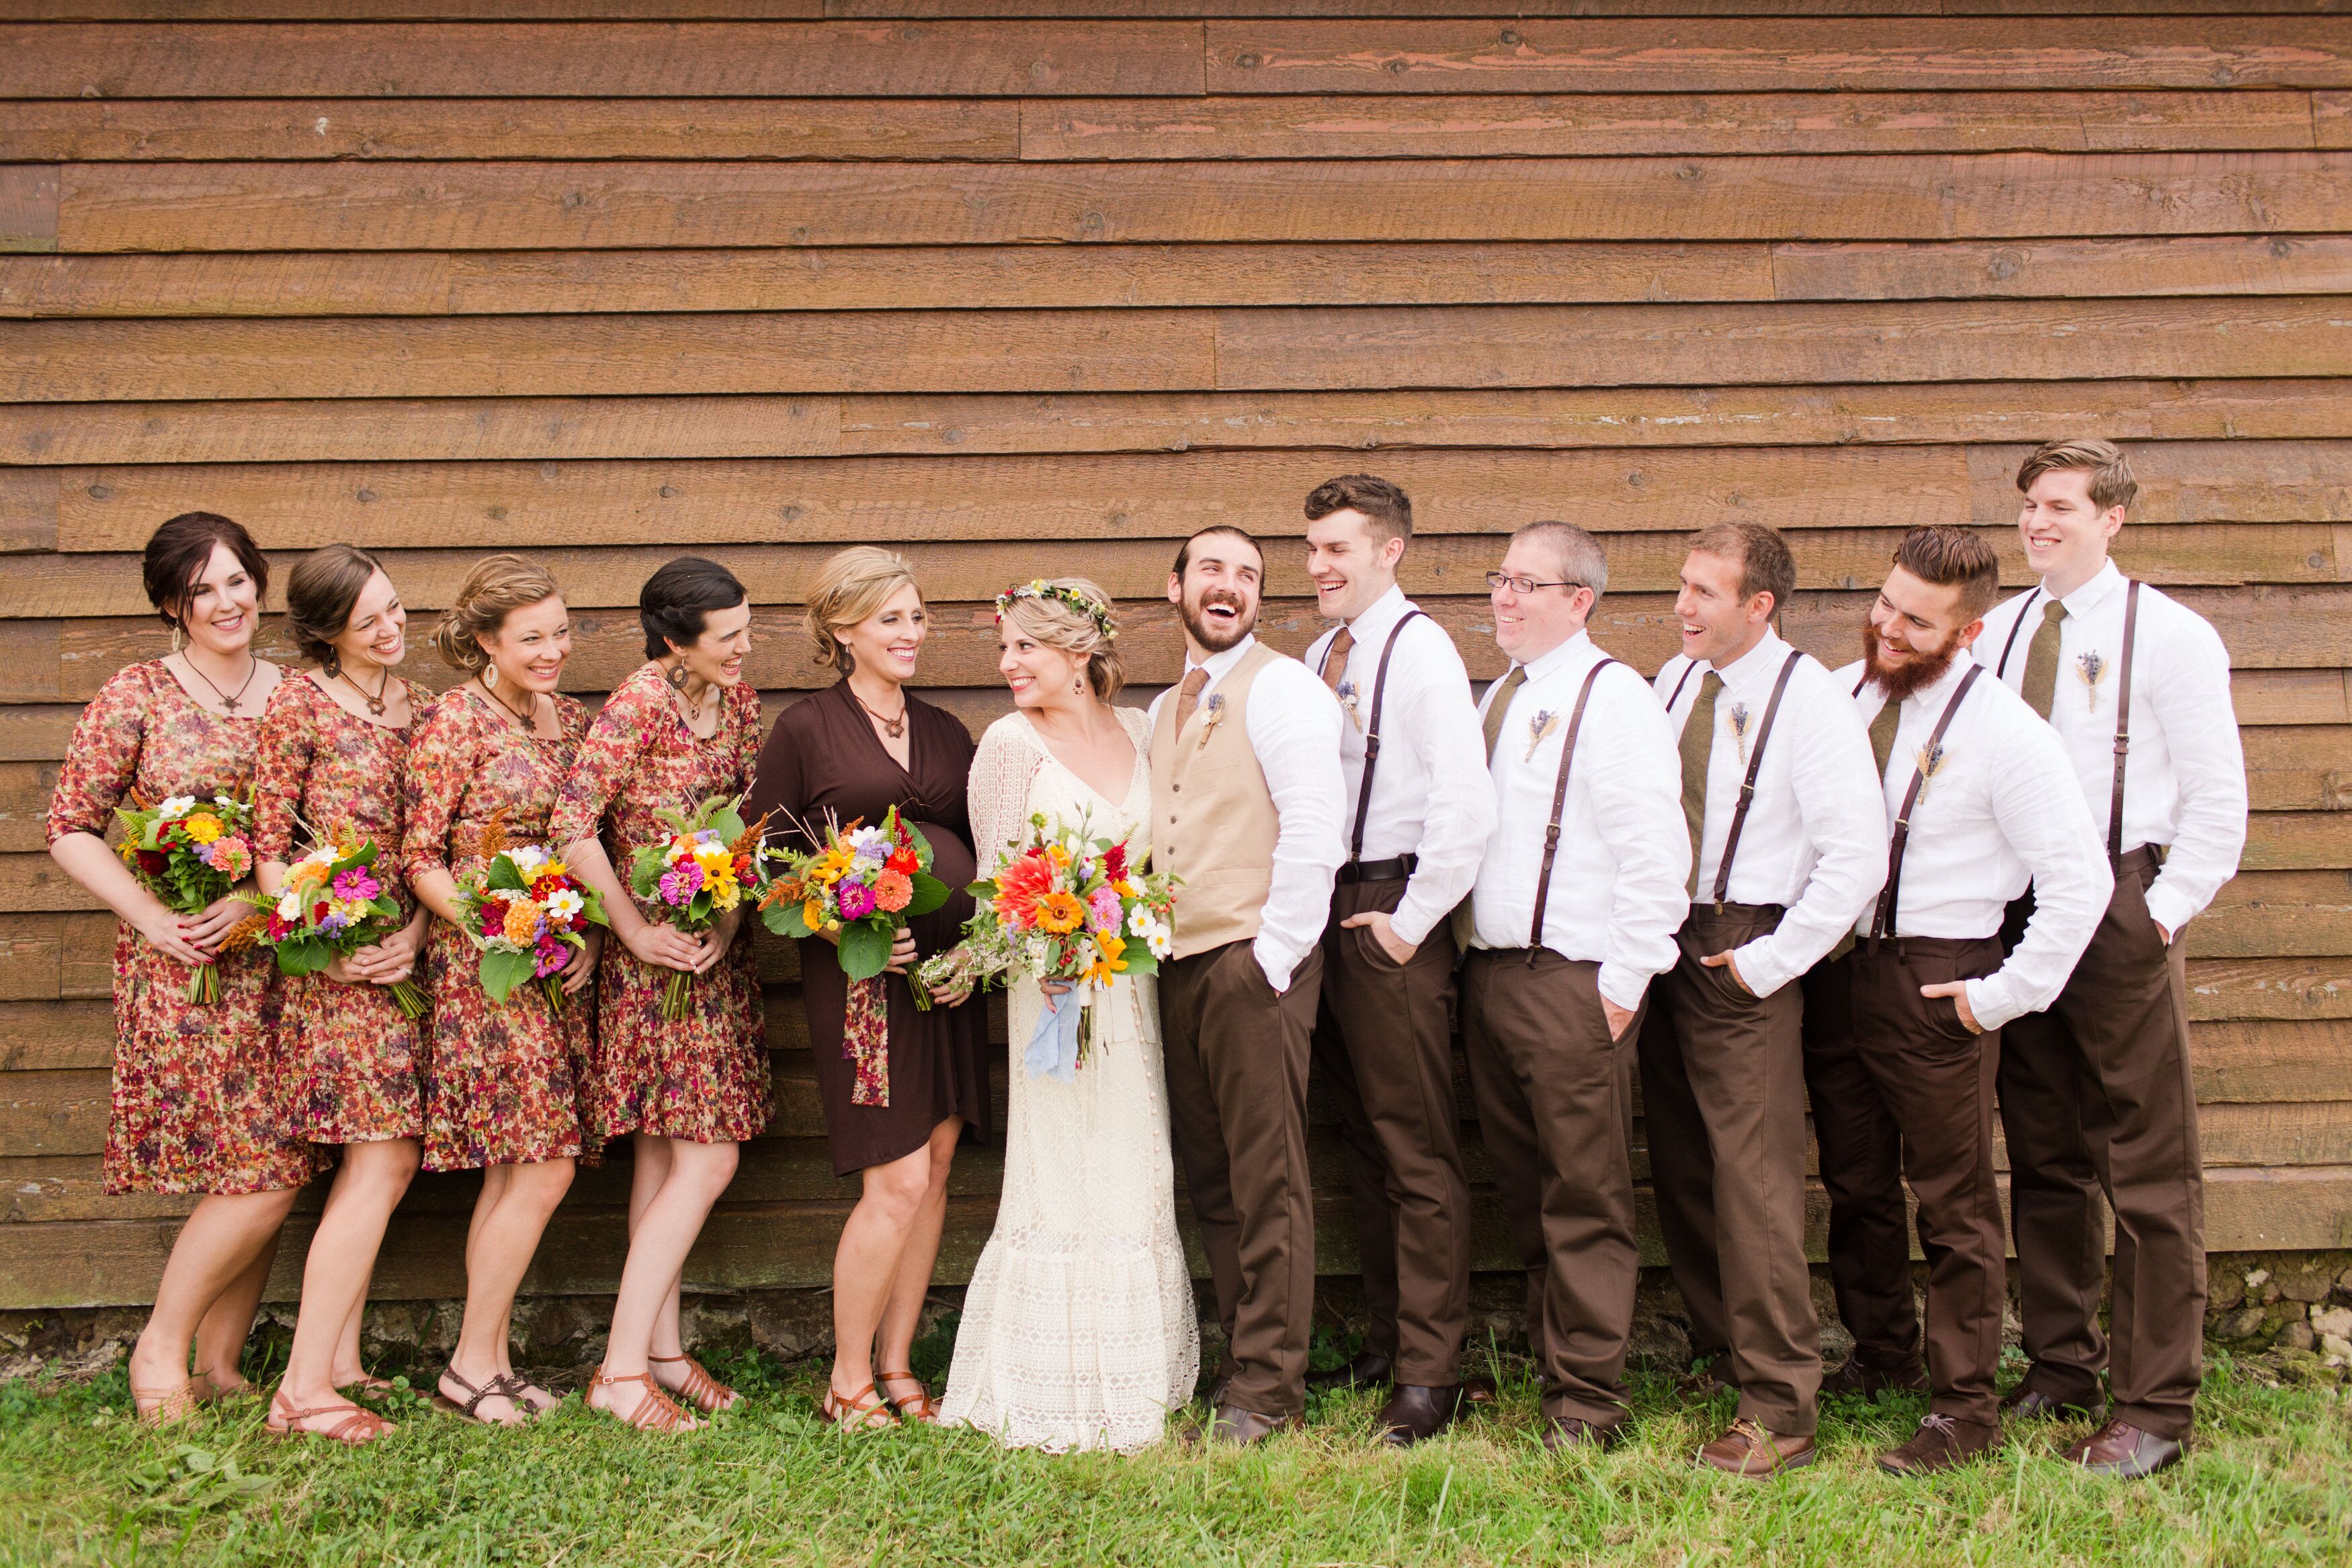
[
  {"x1": 550, "y1": 664, "x2": 768, "y2": 1145},
  {"x1": 45, "y1": 662, "x2": 316, "y2": 1196},
  {"x1": 401, "y1": 685, "x2": 592, "y2": 1172},
  {"x1": 251, "y1": 675, "x2": 424, "y2": 1145}
]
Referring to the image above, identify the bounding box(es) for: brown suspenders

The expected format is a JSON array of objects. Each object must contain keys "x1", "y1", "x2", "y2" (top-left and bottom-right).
[
  {"x1": 1525, "y1": 658, "x2": 1620, "y2": 964},
  {"x1": 1992, "y1": 585, "x2": 2043, "y2": 679},
  {"x1": 1706, "y1": 649, "x2": 1804, "y2": 912},
  {"x1": 1992, "y1": 578, "x2": 2142, "y2": 861},
  {"x1": 1327, "y1": 609, "x2": 1426, "y2": 864},
  {"x1": 1867, "y1": 664, "x2": 1985, "y2": 949},
  {"x1": 1663, "y1": 658, "x2": 1702, "y2": 711}
]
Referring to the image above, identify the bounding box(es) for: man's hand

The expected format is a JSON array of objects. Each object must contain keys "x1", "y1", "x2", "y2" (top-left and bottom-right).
[
  {"x1": 1341, "y1": 909, "x2": 1417, "y2": 967},
  {"x1": 1918, "y1": 979, "x2": 1981, "y2": 1033},
  {"x1": 1699, "y1": 949, "x2": 1753, "y2": 996},
  {"x1": 1601, "y1": 998, "x2": 1636, "y2": 1041},
  {"x1": 2154, "y1": 920, "x2": 2175, "y2": 947}
]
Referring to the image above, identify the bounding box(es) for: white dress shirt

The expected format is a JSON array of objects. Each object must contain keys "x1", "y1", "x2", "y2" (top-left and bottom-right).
[
  {"x1": 1302, "y1": 585, "x2": 1497, "y2": 947},
  {"x1": 1470, "y1": 629, "x2": 1690, "y2": 1011},
  {"x1": 1974, "y1": 560, "x2": 2247, "y2": 938},
  {"x1": 1835, "y1": 655, "x2": 2113, "y2": 1032},
  {"x1": 1655, "y1": 629, "x2": 1889, "y2": 999},
  {"x1": 1146, "y1": 634, "x2": 1346, "y2": 993}
]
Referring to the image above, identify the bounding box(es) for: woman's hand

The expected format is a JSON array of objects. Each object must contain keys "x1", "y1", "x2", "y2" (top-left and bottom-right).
[
  {"x1": 623, "y1": 920, "x2": 704, "y2": 974},
  {"x1": 185, "y1": 892, "x2": 251, "y2": 951},
  {"x1": 689, "y1": 908, "x2": 744, "y2": 976},
  {"x1": 562, "y1": 930, "x2": 603, "y2": 996},
  {"x1": 1038, "y1": 978, "x2": 1073, "y2": 1012},
  {"x1": 132, "y1": 906, "x2": 212, "y2": 968},
  {"x1": 882, "y1": 927, "x2": 918, "y2": 975},
  {"x1": 323, "y1": 951, "x2": 368, "y2": 986}
]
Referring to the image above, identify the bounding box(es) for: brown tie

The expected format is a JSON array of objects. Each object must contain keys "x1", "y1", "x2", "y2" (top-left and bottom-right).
[
  {"x1": 1480, "y1": 665, "x2": 1527, "y2": 761},
  {"x1": 2020, "y1": 598, "x2": 2068, "y2": 720},
  {"x1": 1868, "y1": 695, "x2": 1901, "y2": 778},
  {"x1": 1678, "y1": 670, "x2": 1722, "y2": 896},
  {"x1": 1320, "y1": 626, "x2": 1354, "y2": 693},
  {"x1": 1173, "y1": 666, "x2": 1210, "y2": 736}
]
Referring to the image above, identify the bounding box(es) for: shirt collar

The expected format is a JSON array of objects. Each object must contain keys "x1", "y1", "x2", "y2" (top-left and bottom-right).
[
  {"x1": 1710, "y1": 627, "x2": 1788, "y2": 692},
  {"x1": 1187, "y1": 634, "x2": 1257, "y2": 685},
  {"x1": 1901, "y1": 650, "x2": 1976, "y2": 711},
  {"x1": 2050, "y1": 558, "x2": 2126, "y2": 614},
  {"x1": 1520, "y1": 627, "x2": 1594, "y2": 684},
  {"x1": 1343, "y1": 583, "x2": 1410, "y2": 642}
]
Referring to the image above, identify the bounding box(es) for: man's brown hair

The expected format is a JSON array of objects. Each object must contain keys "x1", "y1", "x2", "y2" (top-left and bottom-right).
[
  {"x1": 1688, "y1": 521, "x2": 1795, "y2": 617},
  {"x1": 1304, "y1": 474, "x2": 1413, "y2": 547},
  {"x1": 2015, "y1": 437, "x2": 2136, "y2": 515},
  {"x1": 1171, "y1": 525, "x2": 1261, "y2": 580},
  {"x1": 1891, "y1": 525, "x2": 2002, "y2": 623}
]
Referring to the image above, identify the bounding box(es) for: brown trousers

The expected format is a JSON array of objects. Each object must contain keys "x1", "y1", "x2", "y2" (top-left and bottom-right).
[
  {"x1": 1804, "y1": 937, "x2": 2009, "y2": 1427},
  {"x1": 1999, "y1": 846, "x2": 2205, "y2": 1440},
  {"x1": 1640, "y1": 903, "x2": 1822, "y2": 1436},
  {"x1": 1161, "y1": 937, "x2": 1322, "y2": 1418},
  {"x1": 1461, "y1": 948, "x2": 1643, "y2": 1426},
  {"x1": 1312, "y1": 876, "x2": 1472, "y2": 1385}
]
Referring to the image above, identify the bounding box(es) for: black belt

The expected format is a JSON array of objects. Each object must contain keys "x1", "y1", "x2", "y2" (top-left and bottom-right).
[{"x1": 1336, "y1": 853, "x2": 1417, "y2": 885}]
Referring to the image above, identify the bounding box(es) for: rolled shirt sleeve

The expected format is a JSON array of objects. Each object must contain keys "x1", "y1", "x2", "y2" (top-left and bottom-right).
[
  {"x1": 2140, "y1": 614, "x2": 2249, "y2": 940},
  {"x1": 1587, "y1": 670, "x2": 1693, "y2": 1013},
  {"x1": 1388, "y1": 652, "x2": 1497, "y2": 948},
  {"x1": 1730, "y1": 679, "x2": 1889, "y2": 999},
  {"x1": 1966, "y1": 723, "x2": 2114, "y2": 1031},
  {"x1": 1245, "y1": 660, "x2": 1349, "y2": 993}
]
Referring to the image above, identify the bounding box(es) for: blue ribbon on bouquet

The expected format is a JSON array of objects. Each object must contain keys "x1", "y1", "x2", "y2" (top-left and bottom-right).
[{"x1": 1023, "y1": 989, "x2": 1083, "y2": 1082}]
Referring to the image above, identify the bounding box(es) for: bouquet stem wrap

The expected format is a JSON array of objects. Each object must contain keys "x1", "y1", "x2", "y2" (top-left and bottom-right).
[
  {"x1": 845, "y1": 975, "x2": 890, "y2": 1106},
  {"x1": 1022, "y1": 986, "x2": 1093, "y2": 1084}
]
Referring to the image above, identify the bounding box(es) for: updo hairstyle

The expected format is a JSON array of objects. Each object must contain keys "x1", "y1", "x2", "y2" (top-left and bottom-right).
[
  {"x1": 640, "y1": 556, "x2": 749, "y2": 658},
  {"x1": 284, "y1": 543, "x2": 387, "y2": 670},
  {"x1": 1001, "y1": 577, "x2": 1124, "y2": 701},
  {"x1": 802, "y1": 546, "x2": 919, "y2": 677},
  {"x1": 429, "y1": 554, "x2": 562, "y2": 677}
]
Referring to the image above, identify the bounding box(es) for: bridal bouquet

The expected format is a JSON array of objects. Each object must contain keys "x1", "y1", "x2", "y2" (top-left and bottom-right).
[
  {"x1": 453, "y1": 832, "x2": 608, "y2": 1010},
  {"x1": 952, "y1": 811, "x2": 1177, "y2": 1079},
  {"x1": 758, "y1": 807, "x2": 952, "y2": 1107},
  {"x1": 115, "y1": 789, "x2": 256, "y2": 1003},
  {"x1": 231, "y1": 828, "x2": 427, "y2": 1018},
  {"x1": 628, "y1": 793, "x2": 765, "y2": 1021}
]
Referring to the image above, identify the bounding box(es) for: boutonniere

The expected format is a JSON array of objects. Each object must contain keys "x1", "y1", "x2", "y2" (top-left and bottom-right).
[
  {"x1": 1729, "y1": 701, "x2": 1753, "y2": 767},
  {"x1": 2074, "y1": 649, "x2": 2108, "y2": 711},
  {"x1": 1914, "y1": 739, "x2": 1949, "y2": 803},
  {"x1": 1523, "y1": 709, "x2": 1560, "y2": 762},
  {"x1": 1195, "y1": 692, "x2": 1228, "y2": 749},
  {"x1": 1335, "y1": 678, "x2": 1363, "y2": 731}
]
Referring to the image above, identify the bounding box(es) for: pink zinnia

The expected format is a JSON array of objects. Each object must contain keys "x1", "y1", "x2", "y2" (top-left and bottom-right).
[
  {"x1": 202, "y1": 837, "x2": 251, "y2": 880},
  {"x1": 1089, "y1": 886, "x2": 1122, "y2": 934},
  {"x1": 836, "y1": 880, "x2": 878, "y2": 921},
  {"x1": 331, "y1": 867, "x2": 380, "y2": 902},
  {"x1": 659, "y1": 861, "x2": 704, "y2": 906},
  {"x1": 534, "y1": 938, "x2": 569, "y2": 977}
]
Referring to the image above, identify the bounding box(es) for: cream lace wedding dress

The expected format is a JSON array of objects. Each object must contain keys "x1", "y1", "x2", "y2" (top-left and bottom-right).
[{"x1": 938, "y1": 708, "x2": 1201, "y2": 1452}]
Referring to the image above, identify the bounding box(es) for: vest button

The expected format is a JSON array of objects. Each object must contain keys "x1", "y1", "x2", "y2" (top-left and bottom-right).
[{"x1": 1171, "y1": 783, "x2": 1181, "y2": 793}]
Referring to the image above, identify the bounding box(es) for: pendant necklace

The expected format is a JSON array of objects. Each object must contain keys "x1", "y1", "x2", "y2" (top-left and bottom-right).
[
  {"x1": 342, "y1": 664, "x2": 392, "y2": 717},
  {"x1": 489, "y1": 677, "x2": 538, "y2": 734},
  {"x1": 855, "y1": 689, "x2": 909, "y2": 740},
  {"x1": 183, "y1": 652, "x2": 259, "y2": 715}
]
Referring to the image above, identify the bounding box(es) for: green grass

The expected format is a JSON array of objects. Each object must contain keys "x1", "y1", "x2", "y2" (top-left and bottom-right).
[{"x1": 3, "y1": 1345, "x2": 2347, "y2": 1567}]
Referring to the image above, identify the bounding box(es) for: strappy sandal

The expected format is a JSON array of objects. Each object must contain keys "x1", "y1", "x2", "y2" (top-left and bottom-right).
[
  {"x1": 876, "y1": 1370, "x2": 939, "y2": 1425},
  {"x1": 432, "y1": 1366, "x2": 530, "y2": 1426},
  {"x1": 267, "y1": 1391, "x2": 396, "y2": 1446},
  {"x1": 131, "y1": 1378, "x2": 202, "y2": 1429},
  {"x1": 338, "y1": 1374, "x2": 398, "y2": 1399},
  {"x1": 587, "y1": 1369, "x2": 700, "y2": 1434},
  {"x1": 819, "y1": 1381, "x2": 897, "y2": 1432},
  {"x1": 649, "y1": 1353, "x2": 741, "y2": 1414}
]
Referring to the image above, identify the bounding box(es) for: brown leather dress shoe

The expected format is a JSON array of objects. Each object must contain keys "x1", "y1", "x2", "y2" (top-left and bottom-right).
[
  {"x1": 1542, "y1": 1414, "x2": 1624, "y2": 1453},
  {"x1": 1876, "y1": 1413, "x2": 1999, "y2": 1476},
  {"x1": 2063, "y1": 1418, "x2": 2185, "y2": 1479},
  {"x1": 1374, "y1": 1383, "x2": 1462, "y2": 1448},
  {"x1": 1306, "y1": 1350, "x2": 1393, "y2": 1394},
  {"x1": 1206, "y1": 1403, "x2": 1298, "y2": 1446},
  {"x1": 2001, "y1": 1384, "x2": 2098, "y2": 1421},
  {"x1": 1697, "y1": 1417, "x2": 1816, "y2": 1478},
  {"x1": 1822, "y1": 1356, "x2": 1930, "y2": 1399}
]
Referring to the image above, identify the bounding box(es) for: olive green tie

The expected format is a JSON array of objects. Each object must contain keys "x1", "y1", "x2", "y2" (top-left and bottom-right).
[
  {"x1": 1480, "y1": 666, "x2": 1527, "y2": 761},
  {"x1": 2020, "y1": 598, "x2": 2068, "y2": 720},
  {"x1": 1679, "y1": 671, "x2": 1722, "y2": 895},
  {"x1": 1869, "y1": 696, "x2": 1901, "y2": 779}
]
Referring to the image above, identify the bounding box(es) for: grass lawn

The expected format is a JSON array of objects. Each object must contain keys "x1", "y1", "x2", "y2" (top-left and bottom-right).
[{"x1": 3, "y1": 1340, "x2": 2347, "y2": 1567}]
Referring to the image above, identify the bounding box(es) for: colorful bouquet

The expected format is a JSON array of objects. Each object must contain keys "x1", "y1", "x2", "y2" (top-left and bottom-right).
[
  {"x1": 758, "y1": 808, "x2": 952, "y2": 1107},
  {"x1": 954, "y1": 812, "x2": 1177, "y2": 1078},
  {"x1": 453, "y1": 823, "x2": 608, "y2": 1010},
  {"x1": 628, "y1": 793, "x2": 764, "y2": 1021},
  {"x1": 233, "y1": 828, "x2": 427, "y2": 1018},
  {"x1": 115, "y1": 790, "x2": 257, "y2": 1002}
]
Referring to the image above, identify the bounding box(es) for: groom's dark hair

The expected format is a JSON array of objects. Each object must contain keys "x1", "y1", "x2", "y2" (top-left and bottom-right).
[{"x1": 1172, "y1": 525, "x2": 1261, "y2": 580}]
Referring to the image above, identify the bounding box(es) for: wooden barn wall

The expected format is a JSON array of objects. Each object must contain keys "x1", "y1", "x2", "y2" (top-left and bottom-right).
[{"x1": 1, "y1": 5, "x2": 2350, "y2": 1311}]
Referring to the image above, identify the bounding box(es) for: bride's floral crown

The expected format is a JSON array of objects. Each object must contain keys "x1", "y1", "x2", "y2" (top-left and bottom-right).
[{"x1": 995, "y1": 580, "x2": 1118, "y2": 643}]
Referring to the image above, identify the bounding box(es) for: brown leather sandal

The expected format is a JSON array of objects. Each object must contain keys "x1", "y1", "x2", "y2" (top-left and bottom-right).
[
  {"x1": 588, "y1": 1368, "x2": 699, "y2": 1434},
  {"x1": 267, "y1": 1391, "x2": 396, "y2": 1446},
  {"x1": 433, "y1": 1366, "x2": 530, "y2": 1426},
  {"x1": 877, "y1": 1370, "x2": 939, "y2": 1424},
  {"x1": 131, "y1": 1378, "x2": 202, "y2": 1429},
  {"x1": 819, "y1": 1381, "x2": 896, "y2": 1432},
  {"x1": 338, "y1": 1374, "x2": 398, "y2": 1398},
  {"x1": 649, "y1": 1353, "x2": 741, "y2": 1414}
]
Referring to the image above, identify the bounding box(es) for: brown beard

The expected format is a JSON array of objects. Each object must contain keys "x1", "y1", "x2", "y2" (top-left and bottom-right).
[
  {"x1": 1859, "y1": 621, "x2": 1960, "y2": 704},
  {"x1": 1181, "y1": 589, "x2": 1255, "y2": 653}
]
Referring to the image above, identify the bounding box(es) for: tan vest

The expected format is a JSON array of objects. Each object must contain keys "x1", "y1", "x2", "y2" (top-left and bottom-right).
[{"x1": 1150, "y1": 640, "x2": 1284, "y2": 959}]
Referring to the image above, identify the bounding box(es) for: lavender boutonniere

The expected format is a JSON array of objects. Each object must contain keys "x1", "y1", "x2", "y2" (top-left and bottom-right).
[
  {"x1": 1195, "y1": 692, "x2": 1228, "y2": 749},
  {"x1": 1729, "y1": 701, "x2": 1752, "y2": 767},
  {"x1": 2074, "y1": 649, "x2": 2109, "y2": 711},
  {"x1": 1915, "y1": 739, "x2": 1949, "y2": 803},
  {"x1": 1523, "y1": 709, "x2": 1560, "y2": 763},
  {"x1": 1335, "y1": 678, "x2": 1363, "y2": 731}
]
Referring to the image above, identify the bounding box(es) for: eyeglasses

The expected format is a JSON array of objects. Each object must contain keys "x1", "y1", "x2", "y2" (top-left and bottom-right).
[{"x1": 1485, "y1": 572, "x2": 1586, "y2": 595}]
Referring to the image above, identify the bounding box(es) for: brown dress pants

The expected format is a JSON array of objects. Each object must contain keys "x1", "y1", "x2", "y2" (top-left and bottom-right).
[
  {"x1": 1806, "y1": 936, "x2": 2009, "y2": 1428},
  {"x1": 1640, "y1": 903, "x2": 1822, "y2": 1436},
  {"x1": 1998, "y1": 845, "x2": 2204, "y2": 1440},
  {"x1": 1461, "y1": 948, "x2": 1643, "y2": 1427},
  {"x1": 1161, "y1": 937, "x2": 1323, "y2": 1418},
  {"x1": 1312, "y1": 875, "x2": 1472, "y2": 1386}
]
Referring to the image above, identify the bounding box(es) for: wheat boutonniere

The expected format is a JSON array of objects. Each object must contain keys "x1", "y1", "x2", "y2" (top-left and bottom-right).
[
  {"x1": 1729, "y1": 701, "x2": 1752, "y2": 767},
  {"x1": 1335, "y1": 678, "x2": 1363, "y2": 731},
  {"x1": 1195, "y1": 692, "x2": 1228, "y2": 749},
  {"x1": 1915, "y1": 739, "x2": 1950, "y2": 803},
  {"x1": 1523, "y1": 709, "x2": 1560, "y2": 762},
  {"x1": 2074, "y1": 649, "x2": 2108, "y2": 711}
]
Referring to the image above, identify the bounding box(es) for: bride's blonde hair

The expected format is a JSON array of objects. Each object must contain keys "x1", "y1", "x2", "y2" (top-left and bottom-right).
[{"x1": 999, "y1": 576, "x2": 1123, "y2": 701}]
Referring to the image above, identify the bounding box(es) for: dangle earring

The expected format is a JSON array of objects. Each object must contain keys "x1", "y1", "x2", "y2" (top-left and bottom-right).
[
  {"x1": 169, "y1": 619, "x2": 183, "y2": 655},
  {"x1": 323, "y1": 653, "x2": 342, "y2": 679},
  {"x1": 481, "y1": 660, "x2": 499, "y2": 690},
  {"x1": 665, "y1": 660, "x2": 689, "y2": 691}
]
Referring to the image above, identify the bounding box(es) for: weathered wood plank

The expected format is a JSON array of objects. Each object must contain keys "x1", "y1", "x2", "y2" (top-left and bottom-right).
[
  {"x1": 2190, "y1": 871, "x2": 2352, "y2": 959},
  {"x1": 2236, "y1": 670, "x2": 2351, "y2": 727},
  {"x1": 0, "y1": 164, "x2": 58, "y2": 255},
  {"x1": 1969, "y1": 439, "x2": 2352, "y2": 525},
  {"x1": 52, "y1": 154, "x2": 2352, "y2": 251},
  {"x1": 1201, "y1": 20, "x2": 2352, "y2": 94},
  {"x1": 0, "y1": 913, "x2": 110, "y2": 1000},
  {"x1": 2245, "y1": 724, "x2": 2352, "y2": 812},
  {"x1": 2187, "y1": 958, "x2": 2352, "y2": 1020},
  {"x1": 0, "y1": 760, "x2": 57, "y2": 853},
  {"x1": 2246, "y1": 812, "x2": 2352, "y2": 871},
  {"x1": 0, "y1": 97, "x2": 1019, "y2": 162},
  {"x1": 0, "y1": 22, "x2": 1208, "y2": 99},
  {"x1": 1771, "y1": 236, "x2": 2352, "y2": 300},
  {"x1": 2322, "y1": 90, "x2": 2352, "y2": 147},
  {"x1": 1023, "y1": 91, "x2": 2322, "y2": 160}
]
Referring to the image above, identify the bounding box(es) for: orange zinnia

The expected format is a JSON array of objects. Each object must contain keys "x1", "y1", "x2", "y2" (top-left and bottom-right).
[
  {"x1": 993, "y1": 851, "x2": 1055, "y2": 928},
  {"x1": 1038, "y1": 891, "x2": 1087, "y2": 934}
]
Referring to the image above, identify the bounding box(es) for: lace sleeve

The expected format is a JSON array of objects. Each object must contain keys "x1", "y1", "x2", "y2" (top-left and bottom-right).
[{"x1": 966, "y1": 717, "x2": 1044, "y2": 877}]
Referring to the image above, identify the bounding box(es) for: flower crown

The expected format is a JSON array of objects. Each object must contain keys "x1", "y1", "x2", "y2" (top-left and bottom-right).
[{"x1": 995, "y1": 580, "x2": 1118, "y2": 643}]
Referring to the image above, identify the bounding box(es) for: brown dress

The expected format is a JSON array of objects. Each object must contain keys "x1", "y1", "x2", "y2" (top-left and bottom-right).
[
  {"x1": 548, "y1": 663, "x2": 768, "y2": 1145},
  {"x1": 45, "y1": 662, "x2": 315, "y2": 1196},
  {"x1": 400, "y1": 685, "x2": 593, "y2": 1173},
  {"x1": 743, "y1": 680, "x2": 987, "y2": 1176},
  {"x1": 251, "y1": 674, "x2": 425, "y2": 1145}
]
